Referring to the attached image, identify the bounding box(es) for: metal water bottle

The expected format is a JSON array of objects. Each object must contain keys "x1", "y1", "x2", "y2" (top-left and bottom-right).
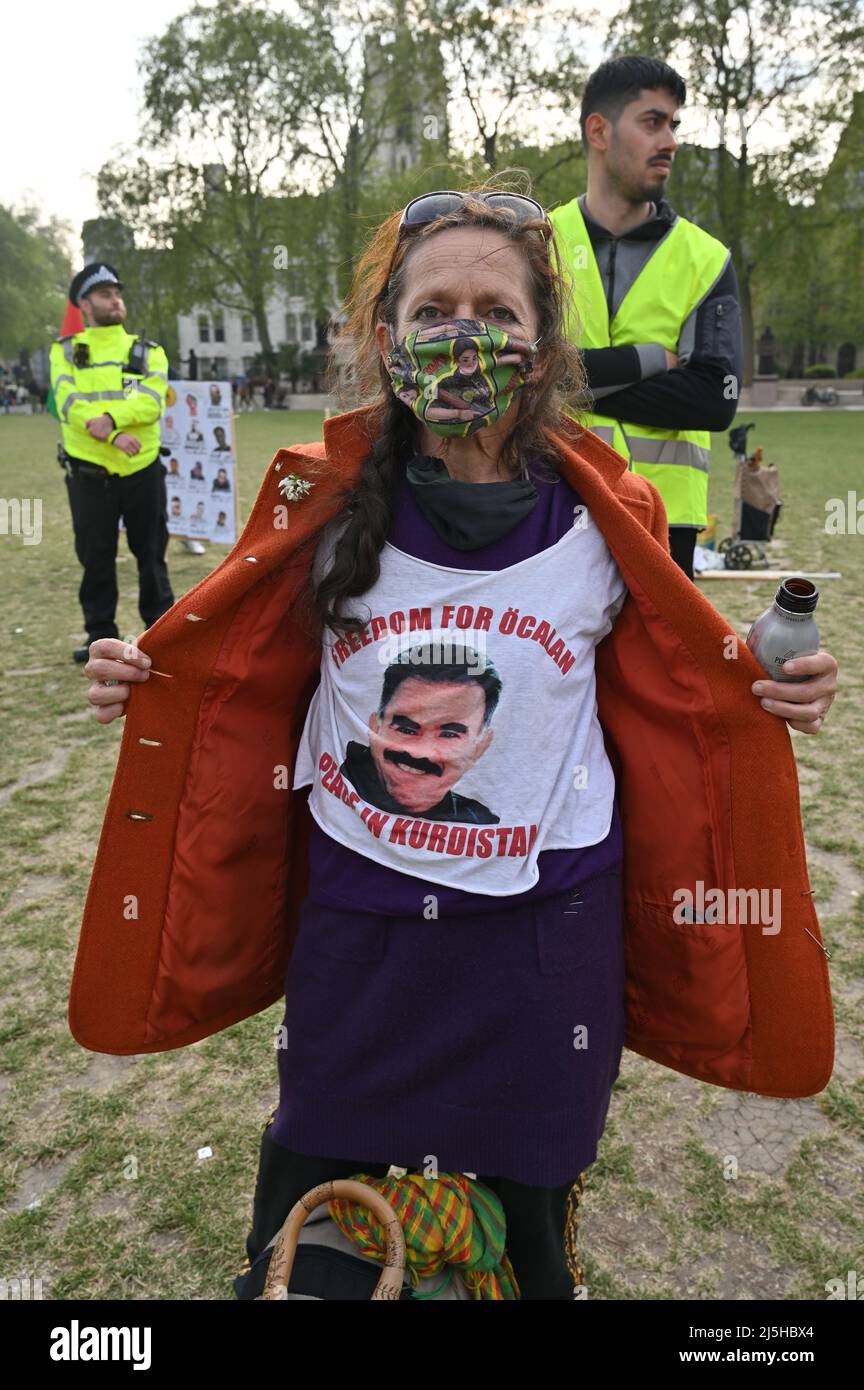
[{"x1": 746, "y1": 577, "x2": 820, "y2": 683}]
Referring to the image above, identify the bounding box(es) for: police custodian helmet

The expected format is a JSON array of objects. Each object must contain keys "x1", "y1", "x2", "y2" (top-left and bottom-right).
[{"x1": 69, "y1": 262, "x2": 124, "y2": 307}]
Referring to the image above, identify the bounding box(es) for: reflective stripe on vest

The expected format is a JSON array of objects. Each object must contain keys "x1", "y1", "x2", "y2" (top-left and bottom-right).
[
  {"x1": 589, "y1": 424, "x2": 616, "y2": 446},
  {"x1": 622, "y1": 435, "x2": 710, "y2": 472},
  {"x1": 134, "y1": 382, "x2": 164, "y2": 414},
  {"x1": 550, "y1": 197, "x2": 730, "y2": 526},
  {"x1": 60, "y1": 388, "x2": 128, "y2": 421}
]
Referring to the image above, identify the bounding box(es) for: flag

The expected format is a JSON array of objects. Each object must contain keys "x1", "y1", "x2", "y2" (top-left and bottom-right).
[{"x1": 46, "y1": 300, "x2": 85, "y2": 420}]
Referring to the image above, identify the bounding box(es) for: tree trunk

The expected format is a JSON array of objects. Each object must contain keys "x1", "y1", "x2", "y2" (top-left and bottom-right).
[
  {"x1": 734, "y1": 139, "x2": 754, "y2": 389},
  {"x1": 738, "y1": 262, "x2": 754, "y2": 388},
  {"x1": 253, "y1": 301, "x2": 273, "y2": 358}
]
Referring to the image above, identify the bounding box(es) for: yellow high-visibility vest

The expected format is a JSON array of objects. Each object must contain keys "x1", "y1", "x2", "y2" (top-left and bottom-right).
[
  {"x1": 549, "y1": 196, "x2": 730, "y2": 527},
  {"x1": 49, "y1": 322, "x2": 168, "y2": 476}
]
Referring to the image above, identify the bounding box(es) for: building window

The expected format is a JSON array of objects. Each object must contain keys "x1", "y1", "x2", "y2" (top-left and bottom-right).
[
  {"x1": 199, "y1": 357, "x2": 211, "y2": 376},
  {"x1": 198, "y1": 314, "x2": 210, "y2": 343},
  {"x1": 241, "y1": 314, "x2": 254, "y2": 342},
  {"x1": 213, "y1": 310, "x2": 225, "y2": 343},
  {"x1": 285, "y1": 312, "x2": 299, "y2": 343},
  {"x1": 300, "y1": 313, "x2": 314, "y2": 343},
  {"x1": 242, "y1": 356, "x2": 255, "y2": 373}
]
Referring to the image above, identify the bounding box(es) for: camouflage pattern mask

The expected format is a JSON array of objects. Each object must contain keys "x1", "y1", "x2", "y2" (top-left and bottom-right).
[{"x1": 385, "y1": 318, "x2": 539, "y2": 437}]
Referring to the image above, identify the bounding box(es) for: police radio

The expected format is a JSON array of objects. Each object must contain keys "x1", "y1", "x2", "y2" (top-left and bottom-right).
[{"x1": 126, "y1": 337, "x2": 148, "y2": 374}]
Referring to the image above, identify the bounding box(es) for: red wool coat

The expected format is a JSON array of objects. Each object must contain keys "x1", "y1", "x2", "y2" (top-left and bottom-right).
[{"x1": 68, "y1": 405, "x2": 835, "y2": 1098}]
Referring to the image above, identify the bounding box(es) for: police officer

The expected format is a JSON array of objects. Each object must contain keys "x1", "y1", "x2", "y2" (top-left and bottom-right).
[
  {"x1": 550, "y1": 56, "x2": 744, "y2": 580},
  {"x1": 50, "y1": 263, "x2": 176, "y2": 661}
]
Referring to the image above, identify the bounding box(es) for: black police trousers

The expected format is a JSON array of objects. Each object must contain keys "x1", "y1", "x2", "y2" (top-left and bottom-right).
[
  {"x1": 233, "y1": 1119, "x2": 586, "y2": 1300},
  {"x1": 64, "y1": 455, "x2": 175, "y2": 642}
]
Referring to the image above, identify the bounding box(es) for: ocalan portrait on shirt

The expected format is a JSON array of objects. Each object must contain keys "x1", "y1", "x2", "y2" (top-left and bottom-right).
[{"x1": 339, "y1": 639, "x2": 502, "y2": 823}]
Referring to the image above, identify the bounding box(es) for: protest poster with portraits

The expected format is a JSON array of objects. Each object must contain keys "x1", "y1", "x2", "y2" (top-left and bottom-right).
[{"x1": 158, "y1": 381, "x2": 239, "y2": 544}]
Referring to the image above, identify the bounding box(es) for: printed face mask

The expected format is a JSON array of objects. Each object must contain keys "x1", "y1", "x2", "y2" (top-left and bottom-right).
[{"x1": 385, "y1": 317, "x2": 539, "y2": 437}]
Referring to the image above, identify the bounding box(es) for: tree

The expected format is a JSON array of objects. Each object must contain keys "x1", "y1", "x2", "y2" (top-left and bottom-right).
[
  {"x1": 95, "y1": 0, "x2": 454, "y2": 346},
  {"x1": 420, "y1": 1, "x2": 591, "y2": 176},
  {"x1": 80, "y1": 217, "x2": 182, "y2": 363},
  {"x1": 0, "y1": 204, "x2": 71, "y2": 358},
  {"x1": 97, "y1": 0, "x2": 320, "y2": 358},
  {"x1": 284, "y1": 0, "x2": 454, "y2": 306},
  {"x1": 95, "y1": 0, "x2": 604, "y2": 343},
  {"x1": 756, "y1": 91, "x2": 864, "y2": 369}
]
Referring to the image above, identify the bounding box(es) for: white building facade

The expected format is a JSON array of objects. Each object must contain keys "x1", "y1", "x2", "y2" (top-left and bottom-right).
[
  {"x1": 176, "y1": 285, "x2": 324, "y2": 379},
  {"x1": 176, "y1": 30, "x2": 447, "y2": 389}
]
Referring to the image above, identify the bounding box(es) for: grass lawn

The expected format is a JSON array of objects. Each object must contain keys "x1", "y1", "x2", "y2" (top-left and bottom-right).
[{"x1": 0, "y1": 408, "x2": 861, "y2": 1300}]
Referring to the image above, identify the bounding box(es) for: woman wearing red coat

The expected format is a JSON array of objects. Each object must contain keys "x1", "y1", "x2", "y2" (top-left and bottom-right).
[{"x1": 76, "y1": 189, "x2": 838, "y2": 1300}]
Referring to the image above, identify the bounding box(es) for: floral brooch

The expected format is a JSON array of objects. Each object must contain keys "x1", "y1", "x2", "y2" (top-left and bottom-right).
[{"x1": 277, "y1": 473, "x2": 314, "y2": 502}]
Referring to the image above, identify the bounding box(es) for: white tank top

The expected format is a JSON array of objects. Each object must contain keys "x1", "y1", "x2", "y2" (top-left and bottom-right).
[{"x1": 293, "y1": 506, "x2": 628, "y2": 897}]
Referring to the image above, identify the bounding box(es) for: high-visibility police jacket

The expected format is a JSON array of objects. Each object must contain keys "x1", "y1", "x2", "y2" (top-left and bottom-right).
[
  {"x1": 49, "y1": 322, "x2": 168, "y2": 476},
  {"x1": 549, "y1": 195, "x2": 731, "y2": 528},
  {"x1": 66, "y1": 404, "x2": 834, "y2": 1102}
]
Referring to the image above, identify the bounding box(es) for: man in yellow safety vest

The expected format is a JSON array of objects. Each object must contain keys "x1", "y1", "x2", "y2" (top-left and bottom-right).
[
  {"x1": 50, "y1": 263, "x2": 175, "y2": 661},
  {"x1": 549, "y1": 55, "x2": 744, "y2": 579}
]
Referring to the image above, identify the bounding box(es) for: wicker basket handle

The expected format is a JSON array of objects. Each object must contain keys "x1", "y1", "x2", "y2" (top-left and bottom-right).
[{"x1": 257, "y1": 1177, "x2": 407, "y2": 1301}]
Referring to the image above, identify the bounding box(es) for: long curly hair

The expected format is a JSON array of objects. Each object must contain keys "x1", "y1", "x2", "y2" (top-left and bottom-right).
[{"x1": 301, "y1": 179, "x2": 588, "y2": 640}]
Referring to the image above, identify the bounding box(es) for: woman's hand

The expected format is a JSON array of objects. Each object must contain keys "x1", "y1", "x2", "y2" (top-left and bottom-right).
[
  {"x1": 751, "y1": 649, "x2": 839, "y2": 734},
  {"x1": 84, "y1": 634, "x2": 151, "y2": 724}
]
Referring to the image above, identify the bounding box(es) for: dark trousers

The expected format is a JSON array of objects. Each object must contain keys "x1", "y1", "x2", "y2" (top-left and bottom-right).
[
  {"x1": 234, "y1": 1121, "x2": 585, "y2": 1301},
  {"x1": 64, "y1": 455, "x2": 175, "y2": 641},
  {"x1": 668, "y1": 525, "x2": 698, "y2": 580}
]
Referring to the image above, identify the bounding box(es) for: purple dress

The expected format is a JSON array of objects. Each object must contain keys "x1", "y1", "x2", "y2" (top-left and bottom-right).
[{"x1": 269, "y1": 453, "x2": 626, "y2": 1186}]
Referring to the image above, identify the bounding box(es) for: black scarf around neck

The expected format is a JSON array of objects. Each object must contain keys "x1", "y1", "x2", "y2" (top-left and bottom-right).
[{"x1": 404, "y1": 454, "x2": 539, "y2": 550}]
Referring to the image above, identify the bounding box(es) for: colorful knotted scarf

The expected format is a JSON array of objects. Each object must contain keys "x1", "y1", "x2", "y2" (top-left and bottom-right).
[{"x1": 327, "y1": 1171, "x2": 520, "y2": 1299}]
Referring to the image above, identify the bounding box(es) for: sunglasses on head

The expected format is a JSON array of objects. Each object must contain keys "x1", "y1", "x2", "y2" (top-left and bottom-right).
[{"x1": 398, "y1": 190, "x2": 548, "y2": 234}]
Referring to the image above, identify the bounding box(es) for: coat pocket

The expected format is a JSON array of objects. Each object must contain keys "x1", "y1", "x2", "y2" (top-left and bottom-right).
[
  {"x1": 535, "y1": 869, "x2": 623, "y2": 977},
  {"x1": 624, "y1": 900, "x2": 750, "y2": 1050}
]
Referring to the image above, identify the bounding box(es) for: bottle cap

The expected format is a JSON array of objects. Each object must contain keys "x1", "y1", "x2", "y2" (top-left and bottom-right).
[{"x1": 775, "y1": 577, "x2": 819, "y2": 614}]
